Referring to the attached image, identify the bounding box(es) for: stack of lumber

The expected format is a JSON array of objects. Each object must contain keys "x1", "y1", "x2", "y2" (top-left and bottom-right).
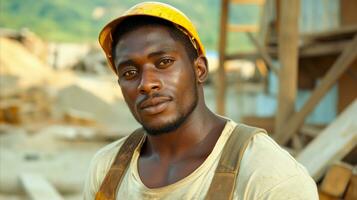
[
  {"x1": 318, "y1": 162, "x2": 357, "y2": 200},
  {"x1": 296, "y1": 100, "x2": 357, "y2": 181}
]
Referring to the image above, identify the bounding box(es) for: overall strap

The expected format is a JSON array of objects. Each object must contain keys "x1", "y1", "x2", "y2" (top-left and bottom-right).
[
  {"x1": 95, "y1": 128, "x2": 145, "y2": 200},
  {"x1": 205, "y1": 124, "x2": 266, "y2": 200}
]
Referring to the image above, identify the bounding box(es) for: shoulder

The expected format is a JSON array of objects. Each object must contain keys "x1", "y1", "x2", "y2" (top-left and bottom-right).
[
  {"x1": 83, "y1": 135, "x2": 130, "y2": 199},
  {"x1": 91, "y1": 135, "x2": 129, "y2": 171},
  {"x1": 235, "y1": 129, "x2": 318, "y2": 199}
]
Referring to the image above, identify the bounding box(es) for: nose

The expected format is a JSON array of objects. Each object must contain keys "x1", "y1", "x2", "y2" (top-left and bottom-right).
[{"x1": 137, "y1": 65, "x2": 162, "y2": 94}]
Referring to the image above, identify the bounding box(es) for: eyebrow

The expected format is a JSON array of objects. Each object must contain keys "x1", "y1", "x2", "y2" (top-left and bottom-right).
[
  {"x1": 116, "y1": 46, "x2": 178, "y2": 69},
  {"x1": 116, "y1": 60, "x2": 135, "y2": 72},
  {"x1": 148, "y1": 47, "x2": 177, "y2": 58}
]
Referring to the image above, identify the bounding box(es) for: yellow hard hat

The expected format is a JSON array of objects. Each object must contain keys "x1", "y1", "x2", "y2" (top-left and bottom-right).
[{"x1": 98, "y1": 1, "x2": 205, "y2": 74}]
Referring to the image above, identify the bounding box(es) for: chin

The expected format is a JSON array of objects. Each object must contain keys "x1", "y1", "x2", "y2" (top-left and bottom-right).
[{"x1": 141, "y1": 115, "x2": 185, "y2": 135}]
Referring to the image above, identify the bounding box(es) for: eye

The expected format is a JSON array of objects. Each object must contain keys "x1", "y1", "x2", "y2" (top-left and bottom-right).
[
  {"x1": 157, "y1": 58, "x2": 175, "y2": 68},
  {"x1": 121, "y1": 69, "x2": 138, "y2": 80}
]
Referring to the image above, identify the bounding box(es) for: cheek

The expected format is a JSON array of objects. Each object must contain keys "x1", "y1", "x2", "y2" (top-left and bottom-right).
[
  {"x1": 170, "y1": 62, "x2": 196, "y2": 85},
  {"x1": 166, "y1": 67, "x2": 196, "y2": 99},
  {"x1": 120, "y1": 84, "x2": 138, "y2": 110}
]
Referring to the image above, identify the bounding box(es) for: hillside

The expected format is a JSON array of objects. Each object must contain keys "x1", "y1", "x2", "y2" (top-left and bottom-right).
[{"x1": 0, "y1": 0, "x2": 258, "y2": 51}]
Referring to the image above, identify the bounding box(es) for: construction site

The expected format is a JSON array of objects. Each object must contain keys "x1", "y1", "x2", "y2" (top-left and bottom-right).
[{"x1": 0, "y1": 0, "x2": 356, "y2": 199}]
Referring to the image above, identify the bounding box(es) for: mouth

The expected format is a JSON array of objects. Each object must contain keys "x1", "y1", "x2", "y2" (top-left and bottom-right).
[{"x1": 139, "y1": 96, "x2": 172, "y2": 115}]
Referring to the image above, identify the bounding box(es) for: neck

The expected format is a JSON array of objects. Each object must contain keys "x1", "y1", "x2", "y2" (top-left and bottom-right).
[{"x1": 142, "y1": 103, "x2": 226, "y2": 160}]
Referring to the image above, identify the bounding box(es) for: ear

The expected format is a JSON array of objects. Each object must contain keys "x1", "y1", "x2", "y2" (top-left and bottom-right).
[{"x1": 194, "y1": 55, "x2": 209, "y2": 84}]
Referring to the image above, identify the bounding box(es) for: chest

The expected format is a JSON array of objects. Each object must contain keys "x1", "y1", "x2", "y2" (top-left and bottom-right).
[{"x1": 137, "y1": 153, "x2": 208, "y2": 188}]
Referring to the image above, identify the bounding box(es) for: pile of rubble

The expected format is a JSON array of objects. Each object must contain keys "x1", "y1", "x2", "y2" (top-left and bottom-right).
[
  {"x1": 0, "y1": 29, "x2": 139, "y2": 200},
  {"x1": 0, "y1": 29, "x2": 138, "y2": 134}
]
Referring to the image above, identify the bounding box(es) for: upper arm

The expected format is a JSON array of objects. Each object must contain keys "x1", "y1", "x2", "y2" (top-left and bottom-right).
[
  {"x1": 82, "y1": 139, "x2": 126, "y2": 200},
  {"x1": 257, "y1": 175, "x2": 318, "y2": 200},
  {"x1": 83, "y1": 154, "x2": 101, "y2": 200},
  {"x1": 234, "y1": 133, "x2": 318, "y2": 200}
]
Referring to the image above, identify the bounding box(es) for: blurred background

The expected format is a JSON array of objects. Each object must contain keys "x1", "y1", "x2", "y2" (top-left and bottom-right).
[{"x1": 0, "y1": 0, "x2": 356, "y2": 199}]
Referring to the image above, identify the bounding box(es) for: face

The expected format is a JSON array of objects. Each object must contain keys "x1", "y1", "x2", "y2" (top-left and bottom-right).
[{"x1": 113, "y1": 25, "x2": 198, "y2": 135}]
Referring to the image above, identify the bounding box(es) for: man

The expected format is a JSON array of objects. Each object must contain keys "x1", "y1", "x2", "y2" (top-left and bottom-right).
[{"x1": 84, "y1": 2, "x2": 318, "y2": 199}]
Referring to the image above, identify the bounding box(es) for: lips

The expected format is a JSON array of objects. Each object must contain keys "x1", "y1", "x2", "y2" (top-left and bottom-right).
[{"x1": 139, "y1": 96, "x2": 172, "y2": 115}]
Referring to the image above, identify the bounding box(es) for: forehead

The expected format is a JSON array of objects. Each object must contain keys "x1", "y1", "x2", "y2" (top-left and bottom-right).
[{"x1": 113, "y1": 26, "x2": 182, "y2": 63}]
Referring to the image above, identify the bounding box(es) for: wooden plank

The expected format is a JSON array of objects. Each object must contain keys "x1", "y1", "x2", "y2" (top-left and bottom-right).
[
  {"x1": 20, "y1": 173, "x2": 63, "y2": 200},
  {"x1": 345, "y1": 167, "x2": 357, "y2": 200},
  {"x1": 247, "y1": 32, "x2": 279, "y2": 75},
  {"x1": 320, "y1": 162, "x2": 353, "y2": 197},
  {"x1": 228, "y1": 24, "x2": 259, "y2": 33},
  {"x1": 318, "y1": 191, "x2": 340, "y2": 200},
  {"x1": 296, "y1": 100, "x2": 357, "y2": 181},
  {"x1": 274, "y1": 0, "x2": 300, "y2": 138},
  {"x1": 300, "y1": 124, "x2": 325, "y2": 138},
  {"x1": 217, "y1": 0, "x2": 230, "y2": 115},
  {"x1": 275, "y1": 33, "x2": 357, "y2": 144},
  {"x1": 299, "y1": 40, "x2": 349, "y2": 58}
]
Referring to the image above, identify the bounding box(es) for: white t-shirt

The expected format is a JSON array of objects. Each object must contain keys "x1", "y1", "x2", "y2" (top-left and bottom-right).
[{"x1": 83, "y1": 120, "x2": 318, "y2": 199}]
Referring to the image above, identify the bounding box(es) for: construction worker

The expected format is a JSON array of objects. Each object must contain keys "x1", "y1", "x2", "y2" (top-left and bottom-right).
[{"x1": 84, "y1": 2, "x2": 318, "y2": 199}]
